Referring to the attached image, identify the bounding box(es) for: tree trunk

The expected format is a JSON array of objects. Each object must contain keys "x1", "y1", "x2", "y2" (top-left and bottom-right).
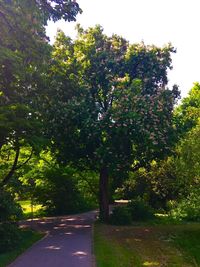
[{"x1": 99, "y1": 166, "x2": 109, "y2": 222}]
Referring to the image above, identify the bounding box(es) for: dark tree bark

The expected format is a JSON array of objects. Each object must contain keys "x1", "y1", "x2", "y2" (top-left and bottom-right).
[
  {"x1": 1, "y1": 143, "x2": 20, "y2": 187},
  {"x1": 99, "y1": 166, "x2": 109, "y2": 222},
  {"x1": 1, "y1": 146, "x2": 33, "y2": 187}
]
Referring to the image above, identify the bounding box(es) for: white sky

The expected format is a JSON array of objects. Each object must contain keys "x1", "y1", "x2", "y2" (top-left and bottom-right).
[{"x1": 46, "y1": 0, "x2": 200, "y2": 98}]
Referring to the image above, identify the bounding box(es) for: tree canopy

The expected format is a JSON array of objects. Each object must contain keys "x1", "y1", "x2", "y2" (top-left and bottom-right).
[{"x1": 0, "y1": 0, "x2": 81, "y2": 186}]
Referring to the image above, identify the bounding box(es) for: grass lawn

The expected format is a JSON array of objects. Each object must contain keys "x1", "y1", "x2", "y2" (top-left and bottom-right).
[
  {"x1": 174, "y1": 229, "x2": 200, "y2": 266},
  {"x1": 18, "y1": 200, "x2": 45, "y2": 219},
  {"x1": 94, "y1": 222, "x2": 200, "y2": 267},
  {"x1": 0, "y1": 229, "x2": 44, "y2": 267}
]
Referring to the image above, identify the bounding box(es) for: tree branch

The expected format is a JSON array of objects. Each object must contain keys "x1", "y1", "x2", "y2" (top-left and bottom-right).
[
  {"x1": 15, "y1": 148, "x2": 33, "y2": 170},
  {"x1": 1, "y1": 141, "x2": 20, "y2": 187}
]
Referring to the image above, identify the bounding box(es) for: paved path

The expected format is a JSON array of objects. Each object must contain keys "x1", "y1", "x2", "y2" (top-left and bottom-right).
[{"x1": 8, "y1": 211, "x2": 98, "y2": 267}]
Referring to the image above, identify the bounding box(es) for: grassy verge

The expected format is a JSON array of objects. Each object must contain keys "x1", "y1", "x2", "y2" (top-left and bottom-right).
[
  {"x1": 94, "y1": 223, "x2": 200, "y2": 267},
  {"x1": 174, "y1": 228, "x2": 200, "y2": 266},
  {"x1": 94, "y1": 224, "x2": 141, "y2": 267},
  {"x1": 0, "y1": 229, "x2": 44, "y2": 267}
]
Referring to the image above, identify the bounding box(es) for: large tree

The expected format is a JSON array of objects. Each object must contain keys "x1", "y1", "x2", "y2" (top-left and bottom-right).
[
  {"x1": 46, "y1": 25, "x2": 180, "y2": 221},
  {"x1": 0, "y1": 0, "x2": 81, "y2": 186}
]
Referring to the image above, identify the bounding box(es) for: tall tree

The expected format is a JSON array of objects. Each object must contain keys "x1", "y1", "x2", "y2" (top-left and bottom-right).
[
  {"x1": 0, "y1": 0, "x2": 81, "y2": 186},
  {"x1": 47, "y1": 25, "x2": 180, "y2": 221}
]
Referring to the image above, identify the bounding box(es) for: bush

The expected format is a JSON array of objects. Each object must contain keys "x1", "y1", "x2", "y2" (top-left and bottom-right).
[
  {"x1": 127, "y1": 198, "x2": 155, "y2": 221},
  {"x1": 0, "y1": 223, "x2": 21, "y2": 253},
  {"x1": 0, "y1": 189, "x2": 22, "y2": 252},
  {"x1": 116, "y1": 160, "x2": 180, "y2": 211},
  {"x1": 109, "y1": 206, "x2": 132, "y2": 225},
  {"x1": 170, "y1": 188, "x2": 200, "y2": 221},
  {"x1": 0, "y1": 189, "x2": 22, "y2": 222}
]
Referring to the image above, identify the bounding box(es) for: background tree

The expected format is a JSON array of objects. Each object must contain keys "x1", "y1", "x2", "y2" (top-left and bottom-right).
[
  {"x1": 174, "y1": 82, "x2": 200, "y2": 136},
  {"x1": 46, "y1": 25, "x2": 180, "y2": 221},
  {"x1": 118, "y1": 83, "x2": 200, "y2": 214},
  {"x1": 169, "y1": 83, "x2": 200, "y2": 201},
  {"x1": 116, "y1": 157, "x2": 180, "y2": 210},
  {"x1": 3, "y1": 147, "x2": 97, "y2": 216},
  {"x1": 174, "y1": 84, "x2": 200, "y2": 195}
]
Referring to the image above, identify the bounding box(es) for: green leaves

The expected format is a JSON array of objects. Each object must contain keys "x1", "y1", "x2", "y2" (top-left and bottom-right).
[
  {"x1": 0, "y1": 0, "x2": 81, "y2": 185},
  {"x1": 125, "y1": 43, "x2": 175, "y2": 94},
  {"x1": 175, "y1": 82, "x2": 200, "y2": 136},
  {"x1": 36, "y1": 0, "x2": 81, "y2": 23},
  {"x1": 47, "y1": 25, "x2": 179, "y2": 173}
]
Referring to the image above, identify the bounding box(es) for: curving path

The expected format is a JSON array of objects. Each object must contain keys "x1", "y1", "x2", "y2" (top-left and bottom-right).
[{"x1": 8, "y1": 211, "x2": 98, "y2": 267}]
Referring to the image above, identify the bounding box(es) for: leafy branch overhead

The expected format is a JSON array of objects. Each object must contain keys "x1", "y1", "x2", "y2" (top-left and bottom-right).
[{"x1": 0, "y1": 0, "x2": 81, "y2": 186}]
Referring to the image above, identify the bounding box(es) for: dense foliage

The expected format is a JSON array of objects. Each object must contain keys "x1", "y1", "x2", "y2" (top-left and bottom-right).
[
  {"x1": 109, "y1": 206, "x2": 132, "y2": 225},
  {"x1": 0, "y1": 0, "x2": 81, "y2": 187},
  {"x1": 34, "y1": 165, "x2": 97, "y2": 215},
  {"x1": 127, "y1": 198, "x2": 155, "y2": 221},
  {"x1": 116, "y1": 83, "x2": 200, "y2": 220},
  {"x1": 0, "y1": 189, "x2": 22, "y2": 252}
]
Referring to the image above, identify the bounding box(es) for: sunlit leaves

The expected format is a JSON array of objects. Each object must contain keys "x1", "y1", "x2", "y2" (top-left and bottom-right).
[{"x1": 175, "y1": 82, "x2": 200, "y2": 136}]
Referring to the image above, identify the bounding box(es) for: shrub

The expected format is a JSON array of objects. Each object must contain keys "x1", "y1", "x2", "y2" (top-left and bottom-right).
[
  {"x1": 0, "y1": 189, "x2": 22, "y2": 222},
  {"x1": 127, "y1": 198, "x2": 155, "y2": 221},
  {"x1": 170, "y1": 188, "x2": 200, "y2": 221},
  {"x1": 0, "y1": 223, "x2": 21, "y2": 253},
  {"x1": 116, "y1": 159, "x2": 180, "y2": 211},
  {"x1": 109, "y1": 206, "x2": 132, "y2": 225},
  {"x1": 0, "y1": 189, "x2": 22, "y2": 252}
]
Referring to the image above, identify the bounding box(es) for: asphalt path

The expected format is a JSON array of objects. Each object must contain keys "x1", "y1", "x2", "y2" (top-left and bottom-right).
[{"x1": 8, "y1": 211, "x2": 98, "y2": 267}]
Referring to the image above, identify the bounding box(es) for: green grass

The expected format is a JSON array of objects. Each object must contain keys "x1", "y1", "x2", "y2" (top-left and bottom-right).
[
  {"x1": 94, "y1": 223, "x2": 141, "y2": 267},
  {"x1": 18, "y1": 200, "x2": 45, "y2": 219},
  {"x1": 94, "y1": 222, "x2": 200, "y2": 267},
  {"x1": 0, "y1": 229, "x2": 44, "y2": 267},
  {"x1": 174, "y1": 229, "x2": 200, "y2": 266}
]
